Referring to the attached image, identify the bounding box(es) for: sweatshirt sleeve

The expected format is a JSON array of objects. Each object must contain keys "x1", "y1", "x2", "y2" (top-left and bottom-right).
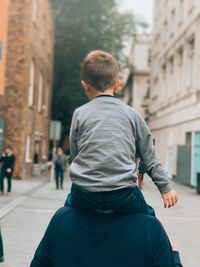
[
  {"x1": 135, "y1": 112, "x2": 172, "y2": 193},
  {"x1": 151, "y1": 218, "x2": 183, "y2": 267},
  {"x1": 69, "y1": 110, "x2": 79, "y2": 161}
]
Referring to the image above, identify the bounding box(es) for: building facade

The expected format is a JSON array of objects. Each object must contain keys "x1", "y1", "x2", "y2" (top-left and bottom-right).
[
  {"x1": 122, "y1": 34, "x2": 151, "y2": 121},
  {"x1": 149, "y1": 0, "x2": 200, "y2": 186},
  {"x1": 0, "y1": 0, "x2": 10, "y2": 96},
  {"x1": 0, "y1": 0, "x2": 54, "y2": 179}
]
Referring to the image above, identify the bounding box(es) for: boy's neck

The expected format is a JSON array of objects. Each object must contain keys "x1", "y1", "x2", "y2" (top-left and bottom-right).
[{"x1": 90, "y1": 89, "x2": 114, "y2": 100}]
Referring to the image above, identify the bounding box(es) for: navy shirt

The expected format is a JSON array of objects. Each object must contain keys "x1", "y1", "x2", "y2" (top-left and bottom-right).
[{"x1": 30, "y1": 207, "x2": 182, "y2": 267}]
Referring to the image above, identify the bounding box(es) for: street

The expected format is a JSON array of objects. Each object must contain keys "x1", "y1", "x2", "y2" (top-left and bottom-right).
[{"x1": 0, "y1": 177, "x2": 199, "y2": 267}]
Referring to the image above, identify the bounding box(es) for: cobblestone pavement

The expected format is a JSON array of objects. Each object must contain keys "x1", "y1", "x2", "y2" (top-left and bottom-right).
[{"x1": 0, "y1": 177, "x2": 199, "y2": 267}]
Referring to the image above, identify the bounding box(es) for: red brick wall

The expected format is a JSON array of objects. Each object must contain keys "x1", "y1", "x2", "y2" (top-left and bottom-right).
[{"x1": 0, "y1": 0, "x2": 54, "y2": 179}]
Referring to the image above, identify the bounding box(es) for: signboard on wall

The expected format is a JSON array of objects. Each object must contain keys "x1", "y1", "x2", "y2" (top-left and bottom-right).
[{"x1": 50, "y1": 120, "x2": 61, "y2": 141}]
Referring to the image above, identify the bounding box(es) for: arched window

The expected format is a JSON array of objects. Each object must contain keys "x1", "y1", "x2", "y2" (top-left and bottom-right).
[
  {"x1": 32, "y1": 0, "x2": 38, "y2": 22},
  {"x1": 38, "y1": 72, "x2": 44, "y2": 112},
  {"x1": 28, "y1": 59, "x2": 35, "y2": 107}
]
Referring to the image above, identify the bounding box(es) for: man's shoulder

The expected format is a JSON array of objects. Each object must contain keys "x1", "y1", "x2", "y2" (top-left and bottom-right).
[
  {"x1": 130, "y1": 213, "x2": 164, "y2": 232},
  {"x1": 52, "y1": 206, "x2": 74, "y2": 222}
]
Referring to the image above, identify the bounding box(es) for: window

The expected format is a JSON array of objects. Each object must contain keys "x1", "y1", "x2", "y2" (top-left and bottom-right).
[
  {"x1": 41, "y1": 15, "x2": 46, "y2": 40},
  {"x1": 164, "y1": 20, "x2": 168, "y2": 37},
  {"x1": 38, "y1": 72, "x2": 44, "y2": 112},
  {"x1": 28, "y1": 60, "x2": 35, "y2": 107},
  {"x1": 25, "y1": 135, "x2": 32, "y2": 163},
  {"x1": 170, "y1": 9, "x2": 176, "y2": 36},
  {"x1": 0, "y1": 118, "x2": 4, "y2": 154},
  {"x1": 45, "y1": 87, "x2": 49, "y2": 117},
  {"x1": 188, "y1": 0, "x2": 195, "y2": 12},
  {"x1": 176, "y1": 49, "x2": 184, "y2": 93},
  {"x1": 32, "y1": 0, "x2": 38, "y2": 22},
  {"x1": 147, "y1": 49, "x2": 151, "y2": 66},
  {"x1": 187, "y1": 39, "x2": 195, "y2": 88},
  {"x1": 42, "y1": 138, "x2": 47, "y2": 160},
  {"x1": 178, "y1": 0, "x2": 184, "y2": 25},
  {"x1": 161, "y1": 65, "x2": 166, "y2": 100},
  {"x1": 0, "y1": 42, "x2": 3, "y2": 61},
  {"x1": 168, "y1": 57, "x2": 174, "y2": 98}
]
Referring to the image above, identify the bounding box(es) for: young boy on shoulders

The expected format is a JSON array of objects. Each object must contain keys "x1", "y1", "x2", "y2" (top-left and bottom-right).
[{"x1": 66, "y1": 50, "x2": 177, "y2": 214}]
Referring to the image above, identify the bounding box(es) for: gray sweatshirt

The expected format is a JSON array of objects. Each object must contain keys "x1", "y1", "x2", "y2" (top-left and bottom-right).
[{"x1": 70, "y1": 96, "x2": 172, "y2": 194}]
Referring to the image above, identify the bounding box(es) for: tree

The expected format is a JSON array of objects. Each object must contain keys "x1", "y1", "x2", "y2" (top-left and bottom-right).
[{"x1": 50, "y1": 0, "x2": 144, "y2": 142}]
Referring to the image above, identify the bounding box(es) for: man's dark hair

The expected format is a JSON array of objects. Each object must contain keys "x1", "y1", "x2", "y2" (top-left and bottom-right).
[{"x1": 81, "y1": 50, "x2": 119, "y2": 91}]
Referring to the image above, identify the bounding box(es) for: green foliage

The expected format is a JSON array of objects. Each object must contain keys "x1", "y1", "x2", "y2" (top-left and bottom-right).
[{"x1": 50, "y1": 0, "x2": 142, "y2": 138}]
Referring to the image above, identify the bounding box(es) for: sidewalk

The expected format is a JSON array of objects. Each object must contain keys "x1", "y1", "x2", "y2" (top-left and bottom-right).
[
  {"x1": 142, "y1": 177, "x2": 200, "y2": 267},
  {"x1": 0, "y1": 177, "x2": 48, "y2": 219}
]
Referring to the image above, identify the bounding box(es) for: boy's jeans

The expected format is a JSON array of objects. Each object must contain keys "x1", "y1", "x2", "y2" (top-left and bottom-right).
[{"x1": 65, "y1": 184, "x2": 155, "y2": 216}]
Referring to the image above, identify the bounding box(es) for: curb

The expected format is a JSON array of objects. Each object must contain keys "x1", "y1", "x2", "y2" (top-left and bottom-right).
[{"x1": 0, "y1": 196, "x2": 27, "y2": 219}]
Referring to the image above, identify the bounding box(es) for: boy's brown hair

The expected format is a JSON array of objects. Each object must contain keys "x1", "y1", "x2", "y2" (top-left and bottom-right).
[{"x1": 81, "y1": 50, "x2": 119, "y2": 91}]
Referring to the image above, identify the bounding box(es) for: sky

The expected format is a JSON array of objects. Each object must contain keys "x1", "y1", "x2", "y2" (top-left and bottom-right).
[{"x1": 119, "y1": 0, "x2": 154, "y2": 32}]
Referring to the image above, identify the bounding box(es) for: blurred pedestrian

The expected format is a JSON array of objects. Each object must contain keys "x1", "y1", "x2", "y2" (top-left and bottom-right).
[
  {"x1": 0, "y1": 228, "x2": 4, "y2": 263},
  {"x1": 0, "y1": 146, "x2": 16, "y2": 195},
  {"x1": 53, "y1": 147, "x2": 67, "y2": 190}
]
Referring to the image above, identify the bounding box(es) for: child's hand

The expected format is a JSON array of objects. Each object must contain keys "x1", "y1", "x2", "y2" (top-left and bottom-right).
[{"x1": 161, "y1": 189, "x2": 178, "y2": 208}]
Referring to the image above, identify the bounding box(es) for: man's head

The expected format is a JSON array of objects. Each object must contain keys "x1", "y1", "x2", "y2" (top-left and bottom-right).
[
  {"x1": 57, "y1": 147, "x2": 63, "y2": 156},
  {"x1": 81, "y1": 50, "x2": 121, "y2": 99},
  {"x1": 4, "y1": 146, "x2": 12, "y2": 155}
]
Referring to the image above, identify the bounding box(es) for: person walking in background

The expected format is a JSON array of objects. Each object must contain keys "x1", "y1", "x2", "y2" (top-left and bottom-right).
[
  {"x1": 0, "y1": 146, "x2": 15, "y2": 196},
  {"x1": 53, "y1": 147, "x2": 67, "y2": 190}
]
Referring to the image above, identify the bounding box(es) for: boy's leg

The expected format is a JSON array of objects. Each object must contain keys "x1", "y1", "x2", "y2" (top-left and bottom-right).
[
  {"x1": 60, "y1": 170, "x2": 64, "y2": 189},
  {"x1": 134, "y1": 186, "x2": 156, "y2": 216},
  {"x1": 55, "y1": 169, "x2": 59, "y2": 189},
  {"x1": 138, "y1": 173, "x2": 143, "y2": 189},
  {"x1": 65, "y1": 184, "x2": 156, "y2": 216},
  {"x1": 0, "y1": 173, "x2": 4, "y2": 194},
  {"x1": 7, "y1": 173, "x2": 12, "y2": 193}
]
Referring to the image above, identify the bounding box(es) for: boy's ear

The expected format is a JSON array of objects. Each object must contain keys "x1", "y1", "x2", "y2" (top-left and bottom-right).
[
  {"x1": 81, "y1": 80, "x2": 90, "y2": 93},
  {"x1": 113, "y1": 79, "x2": 122, "y2": 93}
]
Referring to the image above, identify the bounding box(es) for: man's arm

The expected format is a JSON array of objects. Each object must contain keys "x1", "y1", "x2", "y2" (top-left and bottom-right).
[
  {"x1": 0, "y1": 156, "x2": 5, "y2": 163},
  {"x1": 30, "y1": 214, "x2": 57, "y2": 267},
  {"x1": 69, "y1": 110, "x2": 79, "y2": 161},
  {"x1": 151, "y1": 218, "x2": 183, "y2": 267},
  {"x1": 10, "y1": 155, "x2": 15, "y2": 170}
]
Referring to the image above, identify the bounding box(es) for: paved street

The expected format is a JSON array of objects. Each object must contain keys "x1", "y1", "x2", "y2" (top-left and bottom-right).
[{"x1": 0, "y1": 177, "x2": 199, "y2": 267}]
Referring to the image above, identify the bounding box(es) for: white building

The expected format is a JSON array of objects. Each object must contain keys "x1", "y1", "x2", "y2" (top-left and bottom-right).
[
  {"x1": 149, "y1": 0, "x2": 200, "y2": 187},
  {"x1": 122, "y1": 34, "x2": 151, "y2": 121}
]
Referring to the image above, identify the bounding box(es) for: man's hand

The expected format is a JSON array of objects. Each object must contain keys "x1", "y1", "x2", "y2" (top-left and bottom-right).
[
  {"x1": 170, "y1": 240, "x2": 178, "y2": 251},
  {"x1": 161, "y1": 189, "x2": 178, "y2": 208},
  {"x1": 6, "y1": 168, "x2": 12, "y2": 173}
]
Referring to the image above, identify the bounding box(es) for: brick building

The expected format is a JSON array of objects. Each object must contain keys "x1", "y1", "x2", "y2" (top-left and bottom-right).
[
  {"x1": 0, "y1": 0, "x2": 54, "y2": 179},
  {"x1": 0, "y1": 0, "x2": 10, "y2": 96}
]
